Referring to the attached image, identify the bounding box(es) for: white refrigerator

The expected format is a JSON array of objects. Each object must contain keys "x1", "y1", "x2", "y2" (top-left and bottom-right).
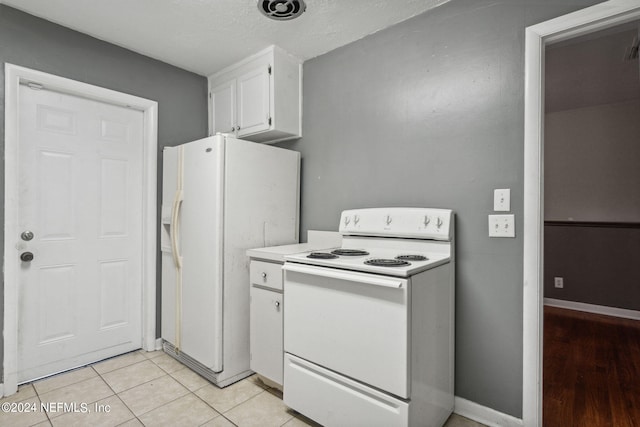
[{"x1": 161, "y1": 134, "x2": 300, "y2": 387}]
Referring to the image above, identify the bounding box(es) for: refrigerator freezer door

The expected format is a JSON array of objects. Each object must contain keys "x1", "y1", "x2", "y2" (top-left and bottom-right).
[
  {"x1": 161, "y1": 146, "x2": 178, "y2": 346},
  {"x1": 161, "y1": 137, "x2": 225, "y2": 372}
]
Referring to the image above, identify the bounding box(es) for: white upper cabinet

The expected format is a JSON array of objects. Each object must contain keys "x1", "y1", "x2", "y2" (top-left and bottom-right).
[{"x1": 208, "y1": 45, "x2": 302, "y2": 144}]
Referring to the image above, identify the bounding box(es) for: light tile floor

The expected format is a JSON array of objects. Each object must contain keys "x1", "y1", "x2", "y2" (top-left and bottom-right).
[{"x1": 0, "y1": 350, "x2": 486, "y2": 427}]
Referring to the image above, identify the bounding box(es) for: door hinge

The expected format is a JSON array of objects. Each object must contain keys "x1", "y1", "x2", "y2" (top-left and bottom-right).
[
  {"x1": 268, "y1": 65, "x2": 272, "y2": 75},
  {"x1": 209, "y1": 92, "x2": 212, "y2": 99},
  {"x1": 268, "y1": 117, "x2": 272, "y2": 126}
]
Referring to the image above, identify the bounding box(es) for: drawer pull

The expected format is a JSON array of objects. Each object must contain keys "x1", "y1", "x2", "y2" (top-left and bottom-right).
[{"x1": 262, "y1": 272, "x2": 267, "y2": 280}]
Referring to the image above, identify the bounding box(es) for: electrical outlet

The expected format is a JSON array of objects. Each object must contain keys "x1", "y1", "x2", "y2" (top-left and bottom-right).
[
  {"x1": 554, "y1": 277, "x2": 564, "y2": 288},
  {"x1": 488, "y1": 214, "x2": 515, "y2": 237}
]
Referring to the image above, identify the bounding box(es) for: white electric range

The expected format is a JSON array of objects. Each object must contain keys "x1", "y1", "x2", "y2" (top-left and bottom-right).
[{"x1": 282, "y1": 207, "x2": 455, "y2": 427}]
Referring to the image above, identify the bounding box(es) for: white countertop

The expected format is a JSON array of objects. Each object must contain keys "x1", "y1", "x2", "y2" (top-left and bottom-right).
[{"x1": 246, "y1": 230, "x2": 341, "y2": 263}]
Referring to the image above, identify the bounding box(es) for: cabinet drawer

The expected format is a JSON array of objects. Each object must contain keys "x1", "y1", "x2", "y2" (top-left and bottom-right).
[{"x1": 250, "y1": 260, "x2": 283, "y2": 290}]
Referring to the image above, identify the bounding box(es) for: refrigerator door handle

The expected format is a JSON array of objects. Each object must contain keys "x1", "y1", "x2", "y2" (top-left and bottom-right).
[{"x1": 170, "y1": 189, "x2": 183, "y2": 268}]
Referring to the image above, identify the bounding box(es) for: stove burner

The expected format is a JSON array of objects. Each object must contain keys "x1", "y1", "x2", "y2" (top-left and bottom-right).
[
  {"x1": 330, "y1": 249, "x2": 370, "y2": 256},
  {"x1": 307, "y1": 252, "x2": 338, "y2": 259},
  {"x1": 364, "y1": 258, "x2": 411, "y2": 267},
  {"x1": 396, "y1": 254, "x2": 428, "y2": 261}
]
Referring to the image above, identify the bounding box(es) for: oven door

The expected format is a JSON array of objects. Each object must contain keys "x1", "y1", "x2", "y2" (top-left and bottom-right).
[{"x1": 283, "y1": 263, "x2": 410, "y2": 398}]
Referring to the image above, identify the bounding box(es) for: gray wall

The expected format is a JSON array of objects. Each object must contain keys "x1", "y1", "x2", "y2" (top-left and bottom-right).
[
  {"x1": 545, "y1": 100, "x2": 640, "y2": 223},
  {"x1": 0, "y1": 5, "x2": 208, "y2": 379},
  {"x1": 545, "y1": 225, "x2": 640, "y2": 310},
  {"x1": 279, "y1": 0, "x2": 603, "y2": 417}
]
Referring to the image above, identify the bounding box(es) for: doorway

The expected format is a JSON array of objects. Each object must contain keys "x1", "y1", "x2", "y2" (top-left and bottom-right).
[
  {"x1": 523, "y1": 2, "x2": 640, "y2": 426},
  {"x1": 3, "y1": 64, "x2": 158, "y2": 397},
  {"x1": 542, "y1": 19, "x2": 640, "y2": 426}
]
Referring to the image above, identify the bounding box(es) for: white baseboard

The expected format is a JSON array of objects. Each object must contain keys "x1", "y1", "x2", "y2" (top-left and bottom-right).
[
  {"x1": 454, "y1": 397, "x2": 523, "y2": 427},
  {"x1": 544, "y1": 298, "x2": 640, "y2": 321},
  {"x1": 0, "y1": 383, "x2": 4, "y2": 398},
  {"x1": 155, "y1": 338, "x2": 163, "y2": 351}
]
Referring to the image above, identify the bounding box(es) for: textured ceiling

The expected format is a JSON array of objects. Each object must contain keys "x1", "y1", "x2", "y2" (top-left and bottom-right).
[{"x1": 2, "y1": 0, "x2": 451, "y2": 76}]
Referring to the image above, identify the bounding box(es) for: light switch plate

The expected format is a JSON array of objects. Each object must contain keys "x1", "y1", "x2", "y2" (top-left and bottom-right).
[
  {"x1": 489, "y1": 214, "x2": 515, "y2": 238},
  {"x1": 494, "y1": 189, "x2": 511, "y2": 211}
]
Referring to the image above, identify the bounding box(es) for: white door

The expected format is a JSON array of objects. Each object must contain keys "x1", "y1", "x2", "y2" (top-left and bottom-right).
[
  {"x1": 236, "y1": 65, "x2": 270, "y2": 137},
  {"x1": 17, "y1": 84, "x2": 144, "y2": 383}
]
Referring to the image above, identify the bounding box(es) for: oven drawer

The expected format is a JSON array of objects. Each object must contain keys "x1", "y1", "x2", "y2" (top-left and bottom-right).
[
  {"x1": 284, "y1": 353, "x2": 409, "y2": 427},
  {"x1": 284, "y1": 263, "x2": 410, "y2": 398}
]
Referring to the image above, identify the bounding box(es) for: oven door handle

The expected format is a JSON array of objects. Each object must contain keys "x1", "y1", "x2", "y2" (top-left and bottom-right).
[{"x1": 283, "y1": 263, "x2": 404, "y2": 289}]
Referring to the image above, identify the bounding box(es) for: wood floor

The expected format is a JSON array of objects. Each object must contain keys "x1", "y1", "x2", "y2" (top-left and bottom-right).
[{"x1": 544, "y1": 306, "x2": 640, "y2": 427}]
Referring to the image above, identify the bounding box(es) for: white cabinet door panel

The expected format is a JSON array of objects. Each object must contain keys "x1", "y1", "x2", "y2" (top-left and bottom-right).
[
  {"x1": 237, "y1": 66, "x2": 270, "y2": 137},
  {"x1": 250, "y1": 286, "x2": 283, "y2": 385},
  {"x1": 211, "y1": 79, "x2": 236, "y2": 134}
]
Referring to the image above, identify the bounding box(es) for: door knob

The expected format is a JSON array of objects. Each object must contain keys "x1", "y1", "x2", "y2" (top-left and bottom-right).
[
  {"x1": 21, "y1": 230, "x2": 34, "y2": 241},
  {"x1": 20, "y1": 252, "x2": 34, "y2": 262}
]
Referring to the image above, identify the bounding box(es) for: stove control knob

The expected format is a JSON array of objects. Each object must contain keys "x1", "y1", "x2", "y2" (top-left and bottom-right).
[
  {"x1": 423, "y1": 216, "x2": 431, "y2": 227},
  {"x1": 353, "y1": 215, "x2": 360, "y2": 225},
  {"x1": 385, "y1": 215, "x2": 392, "y2": 226},
  {"x1": 344, "y1": 216, "x2": 351, "y2": 226},
  {"x1": 436, "y1": 217, "x2": 443, "y2": 228}
]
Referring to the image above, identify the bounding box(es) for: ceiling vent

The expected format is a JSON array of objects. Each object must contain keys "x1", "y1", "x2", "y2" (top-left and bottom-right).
[{"x1": 258, "y1": 0, "x2": 306, "y2": 21}]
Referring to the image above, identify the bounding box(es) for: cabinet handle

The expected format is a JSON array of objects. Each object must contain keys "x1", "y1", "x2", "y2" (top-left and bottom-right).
[
  {"x1": 261, "y1": 272, "x2": 267, "y2": 280},
  {"x1": 231, "y1": 127, "x2": 236, "y2": 131},
  {"x1": 237, "y1": 126, "x2": 241, "y2": 131},
  {"x1": 275, "y1": 301, "x2": 280, "y2": 308}
]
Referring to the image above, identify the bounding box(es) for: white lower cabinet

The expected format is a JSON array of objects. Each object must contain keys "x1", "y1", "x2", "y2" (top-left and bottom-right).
[
  {"x1": 249, "y1": 260, "x2": 284, "y2": 386},
  {"x1": 284, "y1": 353, "x2": 409, "y2": 427}
]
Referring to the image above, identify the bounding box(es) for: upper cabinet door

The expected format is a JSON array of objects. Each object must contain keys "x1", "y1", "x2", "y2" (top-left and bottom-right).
[
  {"x1": 236, "y1": 65, "x2": 271, "y2": 137},
  {"x1": 211, "y1": 79, "x2": 236, "y2": 135}
]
